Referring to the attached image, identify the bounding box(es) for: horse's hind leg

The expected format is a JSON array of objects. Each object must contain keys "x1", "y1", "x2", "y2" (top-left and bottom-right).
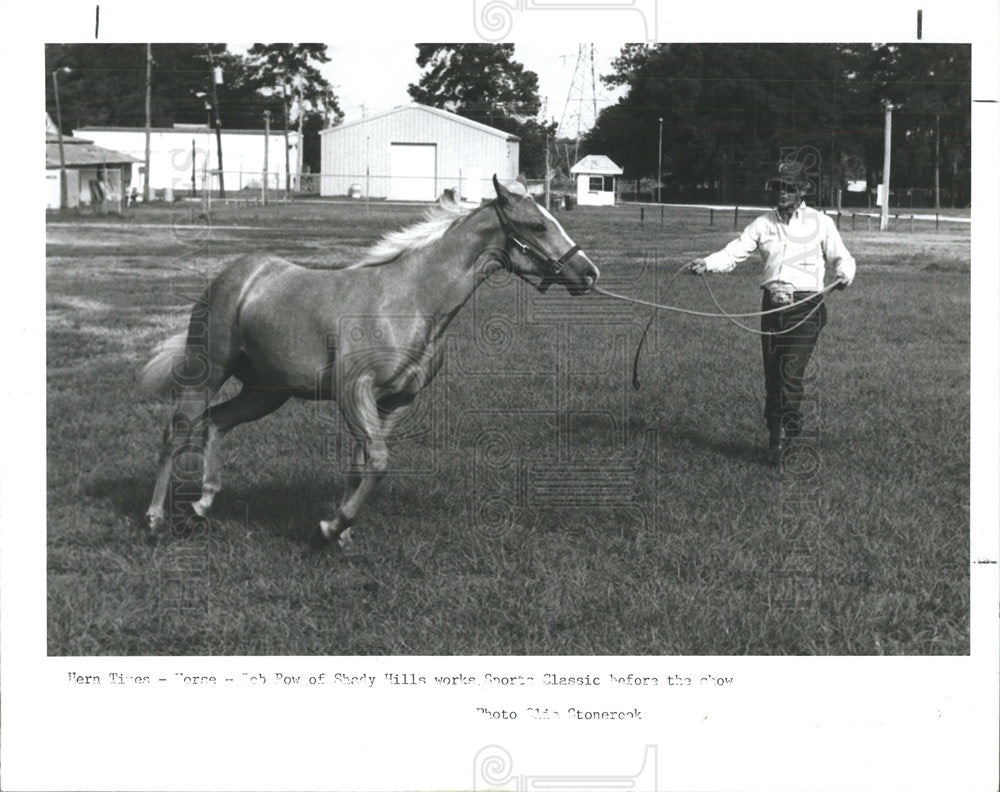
[
  {"x1": 146, "y1": 385, "x2": 215, "y2": 533},
  {"x1": 193, "y1": 385, "x2": 290, "y2": 517}
]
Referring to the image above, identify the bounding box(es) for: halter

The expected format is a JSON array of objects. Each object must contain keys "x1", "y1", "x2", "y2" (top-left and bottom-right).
[{"x1": 492, "y1": 199, "x2": 581, "y2": 293}]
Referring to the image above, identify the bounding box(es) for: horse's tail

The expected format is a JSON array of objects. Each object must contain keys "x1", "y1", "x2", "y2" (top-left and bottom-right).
[
  {"x1": 139, "y1": 289, "x2": 215, "y2": 398},
  {"x1": 138, "y1": 330, "x2": 190, "y2": 397}
]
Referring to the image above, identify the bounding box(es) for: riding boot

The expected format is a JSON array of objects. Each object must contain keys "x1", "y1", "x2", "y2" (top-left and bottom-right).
[{"x1": 766, "y1": 418, "x2": 784, "y2": 468}]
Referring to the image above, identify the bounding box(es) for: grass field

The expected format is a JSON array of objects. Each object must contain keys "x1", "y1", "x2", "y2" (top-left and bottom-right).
[{"x1": 46, "y1": 200, "x2": 970, "y2": 655}]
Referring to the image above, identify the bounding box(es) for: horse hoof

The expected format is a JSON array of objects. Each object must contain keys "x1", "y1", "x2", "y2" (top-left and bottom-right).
[
  {"x1": 338, "y1": 528, "x2": 354, "y2": 552},
  {"x1": 310, "y1": 521, "x2": 333, "y2": 550},
  {"x1": 147, "y1": 509, "x2": 166, "y2": 534}
]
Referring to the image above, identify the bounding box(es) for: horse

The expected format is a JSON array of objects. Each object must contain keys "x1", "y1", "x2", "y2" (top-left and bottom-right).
[{"x1": 139, "y1": 176, "x2": 600, "y2": 549}]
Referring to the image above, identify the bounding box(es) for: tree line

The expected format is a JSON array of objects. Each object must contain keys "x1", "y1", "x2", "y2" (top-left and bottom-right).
[
  {"x1": 45, "y1": 44, "x2": 342, "y2": 173},
  {"x1": 586, "y1": 43, "x2": 971, "y2": 208},
  {"x1": 46, "y1": 43, "x2": 971, "y2": 208}
]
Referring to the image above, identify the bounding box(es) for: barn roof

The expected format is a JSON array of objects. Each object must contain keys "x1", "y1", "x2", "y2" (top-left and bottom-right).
[
  {"x1": 320, "y1": 104, "x2": 519, "y2": 142},
  {"x1": 570, "y1": 155, "x2": 623, "y2": 175},
  {"x1": 46, "y1": 136, "x2": 140, "y2": 168}
]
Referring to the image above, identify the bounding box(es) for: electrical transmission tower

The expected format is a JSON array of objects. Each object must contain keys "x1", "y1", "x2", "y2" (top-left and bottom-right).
[{"x1": 557, "y1": 44, "x2": 601, "y2": 169}]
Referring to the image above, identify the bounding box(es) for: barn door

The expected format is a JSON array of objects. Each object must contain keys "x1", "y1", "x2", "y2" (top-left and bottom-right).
[{"x1": 389, "y1": 143, "x2": 436, "y2": 201}]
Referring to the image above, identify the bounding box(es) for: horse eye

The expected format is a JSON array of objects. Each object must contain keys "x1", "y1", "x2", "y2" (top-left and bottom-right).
[{"x1": 529, "y1": 223, "x2": 547, "y2": 233}]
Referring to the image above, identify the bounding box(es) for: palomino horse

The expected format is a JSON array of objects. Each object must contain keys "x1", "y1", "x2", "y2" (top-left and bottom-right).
[{"x1": 140, "y1": 176, "x2": 600, "y2": 549}]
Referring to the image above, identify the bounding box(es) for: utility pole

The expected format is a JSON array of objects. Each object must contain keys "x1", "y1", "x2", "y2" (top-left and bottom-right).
[
  {"x1": 144, "y1": 44, "x2": 151, "y2": 203},
  {"x1": 657, "y1": 117, "x2": 663, "y2": 204},
  {"x1": 282, "y1": 84, "x2": 291, "y2": 197},
  {"x1": 52, "y1": 67, "x2": 70, "y2": 211},
  {"x1": 544, "y1": 130, "x2": 551, "y2": 211},
  {"x1": 296, "y1": 80, "x2": 305, "y2": 192},
  {"x1": 934, "y1": 111, "x2": 941, "y2": 211},
  {"x1": 879, "y1": 102, "x2": 892, "y2": 231},
  {"x1": 263, "y1": 110, "x2": 271, "y2": 206},
  {"x1": 207, "y1": 47, "x2": 226, "y2": 198}
]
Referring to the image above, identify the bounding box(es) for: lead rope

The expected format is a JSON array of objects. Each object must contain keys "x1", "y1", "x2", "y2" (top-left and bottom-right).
[
  {"x1": 599, "y1": 268, "x2": 842, "y2": 390},
  {"x1": 696, "y1": 274, "x2": 835, "y2": 337},
  {"x1": 629, "y1": 262, "x2": 689, "y2": 389},
  {"x1": 593, "y1": 277, "x2": 839, "y2": 321}
]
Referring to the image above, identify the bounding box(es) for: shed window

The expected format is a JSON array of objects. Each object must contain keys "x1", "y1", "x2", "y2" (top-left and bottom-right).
[{"x1": 588, "y1": 175, "x2": 614, "y2": 192}]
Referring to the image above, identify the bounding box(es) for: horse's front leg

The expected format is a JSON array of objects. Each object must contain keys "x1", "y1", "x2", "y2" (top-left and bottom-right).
[
  {"x1": 317, "y1": 436, "x2": 387, "y2": 550},
  {"x1": 313, "y1": 373, "x2": 383, "y2": 550},
  {"x1": 313, "y1": 377, "x2": 413, "y2": 551}
]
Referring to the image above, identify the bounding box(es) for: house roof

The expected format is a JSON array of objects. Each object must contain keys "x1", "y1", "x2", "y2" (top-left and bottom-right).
[
  {"x1": 46, "y1": 138, "x2": 141, "y2": 168},
  {"x1": 320, "y1": 103, "x2": 520, "y2": 142},
  {"x1": 570, "y1": 155, "x2": 623, "y2": 175}
]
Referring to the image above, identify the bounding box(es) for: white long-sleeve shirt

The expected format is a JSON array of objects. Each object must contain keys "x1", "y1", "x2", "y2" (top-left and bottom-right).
[{"x1": 704, "y1": 205, "x2": 856, "y2": 291}]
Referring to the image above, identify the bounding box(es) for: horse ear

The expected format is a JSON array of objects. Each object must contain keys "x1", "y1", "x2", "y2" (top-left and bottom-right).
[{"x1": 493, "y1": 174, "x2": 511, "y2": 206}]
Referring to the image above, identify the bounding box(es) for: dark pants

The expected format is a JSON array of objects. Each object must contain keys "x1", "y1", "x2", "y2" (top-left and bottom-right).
[{"x1": 760, "y1": 291, "x2": 826, "y2": 437}]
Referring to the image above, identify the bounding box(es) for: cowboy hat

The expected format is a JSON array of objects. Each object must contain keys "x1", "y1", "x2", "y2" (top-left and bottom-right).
[{"x1": 764, "y1": 160, "x2": 814, "y2": 193}]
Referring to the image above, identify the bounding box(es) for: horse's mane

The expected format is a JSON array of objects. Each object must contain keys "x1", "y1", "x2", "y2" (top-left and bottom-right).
[{"x1": 351, "y1": 194, "x2": 475, "y2": 267}]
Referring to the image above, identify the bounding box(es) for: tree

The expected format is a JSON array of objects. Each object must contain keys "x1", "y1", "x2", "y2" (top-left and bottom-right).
[
  {"x1": 44, "y1": 43, "x2": 342, "y2": 179},
  {"x1": 247, "y1": 44, "x2": 341, "y2": 190},
  {"x1": 839, "y1": 44, "x2": 970, "y2": 208},
  {"x1": 587, "y1": 43, "x2": 970, "y2": 207},
  {"x1": 408, "y1": 44, "x2": 551, "y2": 177},
  {"x1": 409, "y1": 44, "x2": 541, "y2": 127}
]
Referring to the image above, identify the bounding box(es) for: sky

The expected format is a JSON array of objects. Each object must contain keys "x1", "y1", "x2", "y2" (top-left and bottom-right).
[{"x1": 233, "y1": 42, "x2": 628, "y2": 135}]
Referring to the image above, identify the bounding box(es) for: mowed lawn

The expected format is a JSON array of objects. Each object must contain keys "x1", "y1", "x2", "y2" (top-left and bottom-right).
[{"x1": 46, "y1": 201, "x2": 970, "y2": 655}]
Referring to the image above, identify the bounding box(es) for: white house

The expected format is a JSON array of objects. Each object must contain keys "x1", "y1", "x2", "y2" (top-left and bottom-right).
[
  {"x1": 319, "y1": 104, "x2": 519, "y2": 202},
  {"x1": 72, "y1": 125, "x2": 299, "y2": 196},
  {"x1": 570, "y1": 155, "x2": 624, "y2": 207}
]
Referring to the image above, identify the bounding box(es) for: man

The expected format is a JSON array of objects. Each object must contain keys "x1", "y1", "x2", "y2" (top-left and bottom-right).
[{"x1": 688, "y1": 160, "x2": 856, "y2": 466}]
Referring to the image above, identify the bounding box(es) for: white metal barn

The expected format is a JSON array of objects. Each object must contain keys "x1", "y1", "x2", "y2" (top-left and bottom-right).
[
  {"x1": 319, "y1": 104, "x2": 519, "y2": 202},
  {"x1": 570, "y1": 154, "x2": 624, "y2": 207},
  {"x1": 73, "y1": 125, "x2": 298, "y2": 195}
]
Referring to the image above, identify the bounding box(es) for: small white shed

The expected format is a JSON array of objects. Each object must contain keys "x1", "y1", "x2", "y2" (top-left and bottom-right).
[{"x1": 570, "y1": 155, "x2": 623, "y2": 207}]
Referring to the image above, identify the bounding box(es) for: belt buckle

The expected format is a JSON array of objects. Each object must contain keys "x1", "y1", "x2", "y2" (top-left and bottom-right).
[{"x1": 766, "y1": 281, "x2": 794, "y2": 306}]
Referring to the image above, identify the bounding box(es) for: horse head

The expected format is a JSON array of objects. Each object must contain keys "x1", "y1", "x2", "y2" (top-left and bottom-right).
[{"x1": 492, "y1": 175, "x2": 600, "y2": 296}]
